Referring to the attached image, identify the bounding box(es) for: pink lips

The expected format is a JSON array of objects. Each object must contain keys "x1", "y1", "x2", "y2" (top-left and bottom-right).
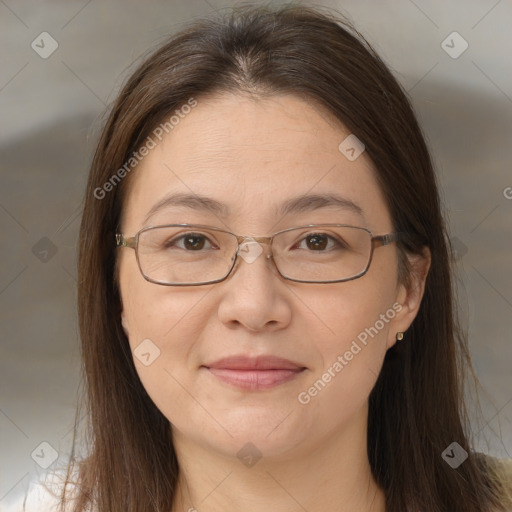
[{"x1": 202, "y1": 355, "x2": 306, "y2": 390}]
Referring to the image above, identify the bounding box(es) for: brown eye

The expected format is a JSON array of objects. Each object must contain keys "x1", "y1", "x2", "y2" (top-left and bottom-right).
[
  {"x1": 293, "y1": 233, "x2": 345, "y2": 252},
  {"x1": 166, "y1": 233, "x2": 215, "y2": 251},
  {"x1": 307, "y1": 234, "x2": 328, "y2": 250}
]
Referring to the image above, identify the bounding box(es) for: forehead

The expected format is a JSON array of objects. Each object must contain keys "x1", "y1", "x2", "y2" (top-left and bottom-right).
[{"x1": 121, "y1": 92, "x2": 392, "y2": 232}]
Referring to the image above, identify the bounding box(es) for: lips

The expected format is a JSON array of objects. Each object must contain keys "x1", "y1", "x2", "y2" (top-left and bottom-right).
[
  {"x1": 202, "y1": 355, "x2": 307, "y2": 390},
  {"x1": 204, "y1": 355, "x2": 305, "y2": 371}
]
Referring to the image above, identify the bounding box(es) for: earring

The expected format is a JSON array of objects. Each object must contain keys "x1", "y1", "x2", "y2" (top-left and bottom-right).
[{"x1": 396, "y1": 332, "x2": 404, "y2": 341}]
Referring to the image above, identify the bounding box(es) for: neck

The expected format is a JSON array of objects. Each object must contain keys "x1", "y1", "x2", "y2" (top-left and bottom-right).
[{"x1": 170, "y1": 402, "x2": 386, "y2": 512}]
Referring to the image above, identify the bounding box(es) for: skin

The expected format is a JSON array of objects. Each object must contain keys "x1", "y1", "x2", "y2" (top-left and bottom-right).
[{"x1": 118, "y1": 92, "x2": 431, "y2": 512}]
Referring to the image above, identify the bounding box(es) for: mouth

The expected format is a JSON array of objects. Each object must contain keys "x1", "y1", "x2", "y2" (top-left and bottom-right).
[{"x1": 201, "y1": 355, "x2": 307, "y2": 391}]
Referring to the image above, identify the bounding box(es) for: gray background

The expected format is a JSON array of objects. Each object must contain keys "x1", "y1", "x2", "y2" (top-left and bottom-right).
[{"x1": 0, "y1": 0, "x2": 511, "y2": 510}]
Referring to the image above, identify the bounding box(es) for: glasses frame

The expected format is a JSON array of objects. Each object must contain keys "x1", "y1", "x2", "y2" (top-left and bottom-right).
[{"x1": 115, "y1": 223, "x2": 406, "y2": 286}]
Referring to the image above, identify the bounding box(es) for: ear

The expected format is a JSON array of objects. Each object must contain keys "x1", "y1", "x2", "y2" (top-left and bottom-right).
[{"x1": 386, "y1": 246, "x2": 431, "y2": 349}]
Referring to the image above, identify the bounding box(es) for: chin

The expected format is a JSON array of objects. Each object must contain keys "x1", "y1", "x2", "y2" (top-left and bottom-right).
[{"x1": 199, "y1": 414, "x2": 313, "y2": 457}]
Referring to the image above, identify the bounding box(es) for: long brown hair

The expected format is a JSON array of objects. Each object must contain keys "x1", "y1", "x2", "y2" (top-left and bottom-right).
[{"x1": 61, "y1": 3, "x2": 511, "y2": 511}]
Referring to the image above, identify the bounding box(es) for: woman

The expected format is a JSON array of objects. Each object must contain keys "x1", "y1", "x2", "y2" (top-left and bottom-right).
[{"x1": 25, "y1": 3, "x2": 512, "y2": 511}]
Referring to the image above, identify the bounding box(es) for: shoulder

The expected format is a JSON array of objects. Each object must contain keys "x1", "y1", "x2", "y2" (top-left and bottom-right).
[
  {"x1": 23, "y1": 467, "x2": 88, "y2": 512},
  {"x1": 481, "y1": 454, "x2": 512, "y2": 481},
  {"x1": 23, "y1": 475, "x2": 60, "y2": 511},
  {"x1": 478, "y1": 454, "x2": 512, "y2": 512},
  {"x1": 499, "y1": 457, "x2": 512, "y2": 478}
]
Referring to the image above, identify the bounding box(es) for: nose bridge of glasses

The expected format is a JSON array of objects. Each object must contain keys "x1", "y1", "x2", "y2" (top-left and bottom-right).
[
  {"x1": 235, "y1": 235, "x2": 272, "y2": 244},
  {"x1": 235, "y1": 235, "x2": 273, "y2": 260}
]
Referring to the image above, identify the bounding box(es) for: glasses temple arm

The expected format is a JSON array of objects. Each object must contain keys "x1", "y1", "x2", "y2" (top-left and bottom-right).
[
  {"x1": 372, "y1": 232, "x2": 407, "y2": 247},
  {"x1": 115, "y1": 234, "x2": 137, "y2": 248}
]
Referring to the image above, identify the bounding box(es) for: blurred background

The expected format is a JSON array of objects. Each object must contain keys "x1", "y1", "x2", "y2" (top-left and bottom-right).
[{"x1": 0, "y1": 0, "x2": 511, "y2": 509}]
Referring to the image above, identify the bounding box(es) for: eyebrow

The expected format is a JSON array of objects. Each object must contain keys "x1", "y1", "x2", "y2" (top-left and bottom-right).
[{"x1": 143, "y1": 192, "x2": 364, "y2": 225}]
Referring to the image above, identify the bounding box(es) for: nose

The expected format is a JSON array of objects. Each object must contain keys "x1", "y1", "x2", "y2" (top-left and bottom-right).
[{"x1": 216, "y1": 238, "x2": 292, "y2": 332}]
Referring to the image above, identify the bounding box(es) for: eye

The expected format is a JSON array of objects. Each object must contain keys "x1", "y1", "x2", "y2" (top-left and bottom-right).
[
  {"x1": 293, "y1": 232, "x2": 347, "y2": 251},
  {"x1": 165, "y1": 232, "x2": 218, "y2": 251}
]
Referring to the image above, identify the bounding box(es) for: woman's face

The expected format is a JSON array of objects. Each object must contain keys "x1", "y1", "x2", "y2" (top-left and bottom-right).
[{"x1": 118, "y1": 93, "x2": 426, "y2": 460}]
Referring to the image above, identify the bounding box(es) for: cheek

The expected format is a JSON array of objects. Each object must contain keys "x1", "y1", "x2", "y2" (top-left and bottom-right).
[
  {"x1": 122, "y1": 283, "x2": 211, "y2": 372},
  {"x1": 120, "y1": 286, "x2": 213, "y2": 426},
  {"x1": 120, "y1": 250, "x2": 204, "y2": 341},
  {"x1": 303, "y1": 263, "x2": 398, "y2": 355},
  {"x1": 119, "y1": 257, "x2": 211, "y2": 402},
  {"x1": 295, "y1": 269, "x2": 397, "y2": 416}
]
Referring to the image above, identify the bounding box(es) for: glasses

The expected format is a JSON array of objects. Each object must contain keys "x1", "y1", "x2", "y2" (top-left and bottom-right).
[{"x1": 115, "y1": 223, "x2": 404, "y2": 286}]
